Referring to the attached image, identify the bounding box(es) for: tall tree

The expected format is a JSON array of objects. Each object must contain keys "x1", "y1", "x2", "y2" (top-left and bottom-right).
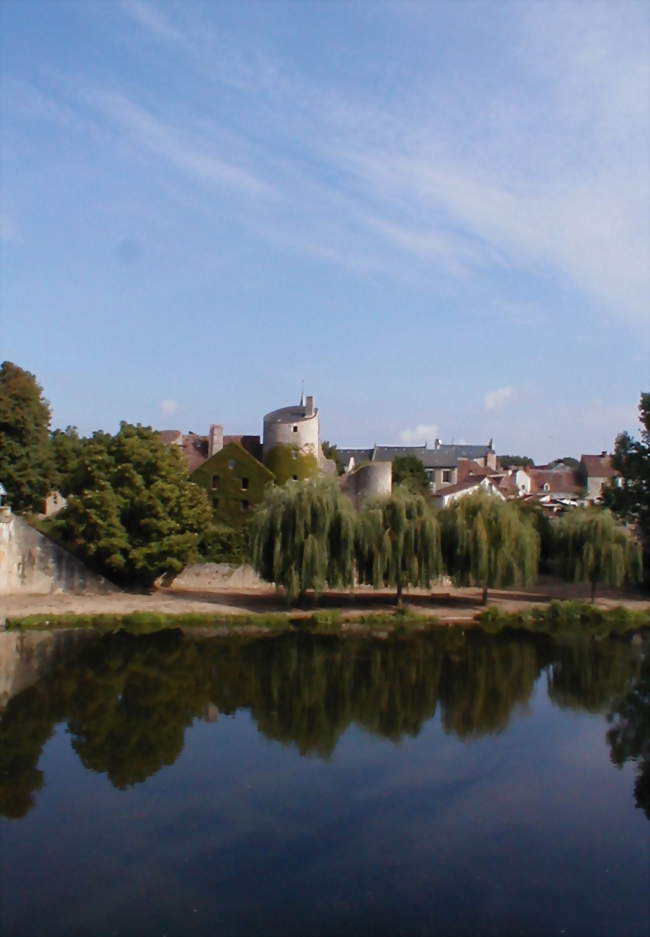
[
  {"x1": 250, "y1": 477, "x2": 356, "y2": 603},
  {"x1": 553, "y1": 506, "x2": 642, "y2": 603},
  {"x1": 49, "y1": 425, "x2": 85, "y2": 495},
  {"x1": 356, "y1": 487, "x2": 443, "y2": 603},
  {"x1": 603, "y1": 392, "x2": 650, "y2": 578},
  {"x1": 0, "y1": 361, "x2": 53, "y2": 511},
  {"x1": 392, "y1": 455, "x2": 430, "y2": 496},
  {"x1": 441, "y1": 491, "x2": 539, "y2": 604},
  {"x1": 53, "y1": 423, "x2": 212, "y2": 588}
]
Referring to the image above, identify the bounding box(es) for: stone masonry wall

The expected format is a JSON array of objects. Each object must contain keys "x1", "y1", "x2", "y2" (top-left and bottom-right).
[{"x1": 0, "y1": 510, "x2": 120, "y2": 596}]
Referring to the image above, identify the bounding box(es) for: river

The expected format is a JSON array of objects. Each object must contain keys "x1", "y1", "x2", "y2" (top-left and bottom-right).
[{"x1": 0, "y1": 626, "x2": 648, "y2": 937}]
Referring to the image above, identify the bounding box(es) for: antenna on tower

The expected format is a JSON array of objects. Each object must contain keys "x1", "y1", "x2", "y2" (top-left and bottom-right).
[{"x1": 300, "y1": 379, "x2": 305, "y2": 407}]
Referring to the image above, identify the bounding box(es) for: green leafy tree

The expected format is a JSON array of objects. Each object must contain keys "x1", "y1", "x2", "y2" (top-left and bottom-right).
[
  {"x1": 321, "y1": 440, "x2": 343, "y2": 474},
  {"x1": 0, "y1": 361, "x2": 53, "y2": 511},
  {"x1": 549, "y1": 456, "x2": 579, "y2": 470},
  {"x1": 603, "y1": 392, "x2": 650, "y2": 579},
  {"x1": 53, "y1": 423, "x2": 212, "y2": 588},
  {"x1": 250, "y1": 477, "x2": 356, "y2": 603},
  {"x1": 441, "y1": 491, "x2": 539, "y2": 605},
  {"x1": 392, "y1": 455, "x2": 430, "y2": 496},
  {"x1": 498, "y1": 455, "x2": 534, "y2": 469},
  {"x1": 553, "y1": 506, "x2": 642, "y2": 603},
  {"x1": 49, "y1": 425, "x2": 85, "y2": 495},
  {"x1": 356, "y1": 487, "x2": 443, "y2": 604}
]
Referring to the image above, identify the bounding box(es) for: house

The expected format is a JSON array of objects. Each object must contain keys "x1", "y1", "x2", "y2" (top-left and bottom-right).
[
  {"x1": 336, "y1": 440, "x2": 496, "y2": 493},
  {"x1": 190, "y1": 441, "x2": 275, "y2": 528},
  {"x1": 579, "y1": 453, "x2": 619, "y2": 501},
  {"x1": 430, "y1": 476, "x2": 505, "y2": 509}
]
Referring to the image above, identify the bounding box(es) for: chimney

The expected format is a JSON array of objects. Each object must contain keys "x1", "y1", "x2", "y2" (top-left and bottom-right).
[
  {"x1": 305, "y1": 395, "x2": 315, "y2": 416},
  {"x1": 208, "y1": 424, "x2": 223, "y2": 458}
]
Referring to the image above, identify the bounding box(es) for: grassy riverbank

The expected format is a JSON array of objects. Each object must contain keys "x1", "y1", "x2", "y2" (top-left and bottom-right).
[{"x1": 6, "y1": 600, "x2": 650, "y2": 637}]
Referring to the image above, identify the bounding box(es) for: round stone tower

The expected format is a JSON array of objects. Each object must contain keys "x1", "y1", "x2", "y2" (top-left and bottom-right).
[{"x1": 263, "y1": 394, "x2": 321, "y2": 461}]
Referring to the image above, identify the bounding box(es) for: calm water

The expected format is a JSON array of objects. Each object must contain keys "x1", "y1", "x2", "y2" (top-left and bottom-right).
[{"x1": 0, "y1": 627, "x2": 648, "y2": 937}]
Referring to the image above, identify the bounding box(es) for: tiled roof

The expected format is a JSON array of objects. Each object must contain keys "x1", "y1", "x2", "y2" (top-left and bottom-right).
[
  {"x1": 581, "y1": 454, "x2": 616, "y2": 478},
  {"x1": 181, "y1": 434, "x2": 209, "y2": 473},
  {"x1": 527, "y1": 468, "x2": 581, "y2": 495},
  {"x1": 457, "y1": 459, "x2": 490, "y2": 481},
  {"x1": 158, "y1": 430, "x2": 182, "y2": 444}
]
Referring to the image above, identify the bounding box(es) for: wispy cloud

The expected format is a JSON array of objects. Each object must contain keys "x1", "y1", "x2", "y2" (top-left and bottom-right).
[
  {"x1": 88, "y1": 91, "x2": 274, "y2": 197},
  {"x1": 120, "y1": 0, "x2": 185, "y2": 46},
  {"x1": 400, "y1": 424, "x2": 439, "y2": 445},
  {"x1": 484, "y1": 387, "x2": 514, "y2": 412}
]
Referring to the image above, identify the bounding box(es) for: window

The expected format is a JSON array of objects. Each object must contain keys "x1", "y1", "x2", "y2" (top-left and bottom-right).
[
  {"x1": 227, "y1": 458, "x2": 236, "y2": 470},
  {"x1": 442, "y1": 470, "x2": 452, "y2": 483},
  {"x1": 543, "y1": 482, "x2": 550, "y2": 492},
  {"x1": 241, "y1": 477, "x2": 249, "y2": 490},
  {"x1": 241, "y1": 500, "x2": 250, "y2": 512},
  {"x1": 211, "y1": 475, "x2": 220, "y2": 490},
  {"x1": 213, "y1": 497, "x2": 220, "y2": 509},
  {"x1": 292, "y1": 425, "x2": 298, "y2": 433}
]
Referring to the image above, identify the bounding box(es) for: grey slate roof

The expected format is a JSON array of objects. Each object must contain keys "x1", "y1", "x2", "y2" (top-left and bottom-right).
[{"x1": 338, "y1": 442, "x2": 493, "y2": 469}]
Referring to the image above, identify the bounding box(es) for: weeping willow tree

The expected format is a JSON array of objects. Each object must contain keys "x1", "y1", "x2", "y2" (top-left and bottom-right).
[
  {"x1": 440, "y1": 491, "x2": 539, "y2": 605},
  {"x1": 553, "y1": 507, "x2": 642, "y2": 603},
  {"x1": 356, "y1": 487, "x2": 443, "y2": 604},
  {"x1": 250, "y1": 477, "x2": 356, "y2": 603}
]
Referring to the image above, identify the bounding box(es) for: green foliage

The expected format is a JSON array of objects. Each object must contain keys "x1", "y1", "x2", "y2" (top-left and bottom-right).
[
  {"x1": 52, "y1": 423, "x2": 213, "y2": 588},
  {"x1": 553, "y1": 506, "x2": 642, "y2": 601},
  {"x1": 263, "y1": 444, "x2": 319, "y2": 485},
  {"x1": 476, "y1": 600, "x2": 650, "y2": 636},
  {"x1": 356, "y1": 487, "x2": 443, "y2": 601},
  {"x1": 0, "y1": 361, "x2": 53, "y2": 511},
  {"x1": 498, "y1": 455, "x2": 534, "y2": 469},
  {"x1": 441, "y1": 492, "x2": 539, "y2": 603},
  {"x1": 603, "y1": 392, "x2": 650, "y2": 578},
  {"x1": 513, "y1": 498, "x2": 554, "y2": 571},
  {"x1": 250, "y1": 477, "x2": 356, "y2": 602},
  {"x1": 49, "y1": 426, "x2": 85, "y2": 495},
  {"x1": 392, "y1": 455, "x2": 430, "y2": 496},
  {"x1": 321, "y1": 440, "x2": 344, "y2": 474},
  {"x1": 549, "y1": 456, "x2": 579, "y2": 469},
  {"x1": 199, "y1": 522, "x2": 249, "y2": 564}
]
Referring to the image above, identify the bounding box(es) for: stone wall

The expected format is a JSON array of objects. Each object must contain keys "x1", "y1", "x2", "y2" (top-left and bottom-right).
[{"x1": 0, "y1": 509, "x2": 119, "y2": 596}]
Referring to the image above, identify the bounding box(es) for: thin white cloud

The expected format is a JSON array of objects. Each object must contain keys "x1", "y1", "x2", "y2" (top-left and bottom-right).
[
  {"x1": 88, "y1": 91, "x2": 274, "y2": 197},
  {"x1": 120, "y1": 1, "x2": 185, "y2": 46},
  {"x1": 400, "y1": 424, "x2": 439, "y2": 445},
  {"x1": 160, "y1": 399, "x2": 178, "y2": 416},
  {"x1": 484, "y1": 387, "x2": 514, "y2": 412}
]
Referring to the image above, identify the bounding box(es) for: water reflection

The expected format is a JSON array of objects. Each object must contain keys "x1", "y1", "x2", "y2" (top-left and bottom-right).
[
  {"x1": 0, "y1": 627, "x2": 646, "y2": 819},
  {"x1": 607, "y1": 646, "x2": 650, "y2": 819}
]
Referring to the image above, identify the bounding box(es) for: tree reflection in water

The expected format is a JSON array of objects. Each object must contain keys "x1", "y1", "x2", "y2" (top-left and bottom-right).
[
  {"x1": 0, "y1": 627, "x2": 646, "y2": 818},
  {"x1": 607, "y1": 640, "x2": 650, "y2": 819}
]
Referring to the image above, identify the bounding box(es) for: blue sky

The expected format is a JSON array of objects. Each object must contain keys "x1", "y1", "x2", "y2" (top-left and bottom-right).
[{"x1": 1, "y1": 1, "x2": 648, "y2": 462}]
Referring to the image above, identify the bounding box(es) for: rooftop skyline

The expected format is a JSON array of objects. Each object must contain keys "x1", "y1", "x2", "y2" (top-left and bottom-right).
[{"x1": 2, "y1": 1, "x2": 648, "y2": 462}]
